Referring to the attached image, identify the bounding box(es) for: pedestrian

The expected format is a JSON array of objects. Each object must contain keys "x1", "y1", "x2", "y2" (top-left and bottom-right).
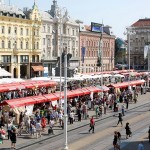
[
  {"x1": 7, "y1": 120, "x2": 13, "y2": 140},
  {"x1": 36, "y1": 119, "x2": 41, "y2": 138},
  {"x1": 121, "y1": 104, "x2": 125, "y2": 116},
  {"x1": 30, "y1": 118, "x2": 36, "y2": 136},
  {"x1": 117, "y1": 132, "x2": 121, "y2": 149},
  {"x1": 113, "y1": 131, "x2": 120, "y2": 150},
  {"x1": 49, "y1": 118, "x2": 55, "y2": 134},
  {"x1": 10, "y1": 127, "x2": 17, "y2": 149},
  {"x1": 41, "y1": 116, "x2": 47, "y2": 132},
  {"x1": 138, "y1": 141, "x2": 144, "y2": 150},
  {"x1": 77, "y1": 107, "x2": 81, "y2": 122},
  {"x1": 148, "y1": 126, "x2": 150, "y2": 143},
  {"x1": 69, "y1": 111, "x2": 74, "y2": 124},
  {"x1": 89, "y1": 116, "x2": 95, "y2": 133},
  {"x1": 117, "y1": 113, "x2": 123, "y2": 126},
  {"x1": 125, "y1": 122, "x2": 132, "y2": 139}
]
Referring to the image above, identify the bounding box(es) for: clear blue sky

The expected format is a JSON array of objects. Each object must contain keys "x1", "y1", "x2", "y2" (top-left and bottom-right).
[{"x1": 7, "y1": 0, "x2": 150, "y2": 39}]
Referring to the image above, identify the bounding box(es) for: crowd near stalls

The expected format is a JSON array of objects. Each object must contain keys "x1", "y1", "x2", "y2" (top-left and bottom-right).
[{"x1": 0, "y1": 69, "x2": 149, "y2": 143}]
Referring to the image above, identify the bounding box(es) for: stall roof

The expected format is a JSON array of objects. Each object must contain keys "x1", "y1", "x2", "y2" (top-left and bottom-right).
[
  {"x1": 43, "y1": 94, "x2": 59, "y2": 101},
  {"x1": 109, "y1": 80, "x2": 145, "y2": 88},
  {"x1": 86, "y1": 87, "x2": 101, "y2": 93}
]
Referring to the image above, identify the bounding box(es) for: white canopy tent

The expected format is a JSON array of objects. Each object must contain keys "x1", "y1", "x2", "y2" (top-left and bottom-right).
[
  {"x1": 0, "y1": 68, "x2": 12, "y2": 77},
  {"x1": 113, "y1": 74, "x2": 125, "y2": 78}
]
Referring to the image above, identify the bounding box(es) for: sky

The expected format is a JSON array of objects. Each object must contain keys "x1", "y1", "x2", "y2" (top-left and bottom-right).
[{"x1": 6, "y1": 0, "x2": 150, "y2": 39}]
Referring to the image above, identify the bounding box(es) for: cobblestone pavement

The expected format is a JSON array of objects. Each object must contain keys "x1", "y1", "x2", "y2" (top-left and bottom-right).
[{"x1": 1, "y1": 92, "x2": 150, "y2": 150}]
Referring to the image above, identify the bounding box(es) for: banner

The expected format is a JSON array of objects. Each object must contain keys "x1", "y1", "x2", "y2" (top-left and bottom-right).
[{"x1": 81, "y1": 47, "x2": 86, "y2": 63}]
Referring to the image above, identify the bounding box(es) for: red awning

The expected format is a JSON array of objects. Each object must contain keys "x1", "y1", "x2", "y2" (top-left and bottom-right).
[
  {"x1": 53, "y1": 92, "x2": 64, "y2": 99},
  {"x1": 67, "y1": 91, "x2": 77, "y2": 98},
  {"x1": 86, "y1": 87, "x2": 101, "y2": 93},
  {"x1": 3, "y1": 97, "x2": 33, "y2": 108},
  {"x1": 43, "y1": 94, "x2": 59, "y2": 101},
  {"x1": 131, "y1": 80, "x2": 145, "y2": 86},
  {"x1": 79, "y1": 88, "x2": 91, "y2": 95},
  {"x1": 0, "y1": 86, "x2": 9, "y2": 92},
  {"x1": 72, "y1": 90, "x2": 84, "y2": 96}
]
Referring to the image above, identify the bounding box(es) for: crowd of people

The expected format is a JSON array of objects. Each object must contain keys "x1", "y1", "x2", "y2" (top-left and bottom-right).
[{"x1": 0, "y1": 72, "x2": 149, "y2": 149}]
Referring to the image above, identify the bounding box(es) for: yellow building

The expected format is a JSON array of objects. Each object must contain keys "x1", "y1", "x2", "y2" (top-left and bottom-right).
[{"x1": 0, "y1": 2, "x2": 42, "y2": 78}]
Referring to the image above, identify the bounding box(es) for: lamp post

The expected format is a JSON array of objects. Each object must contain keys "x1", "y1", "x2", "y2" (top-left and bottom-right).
[
  {"x1": 55, "y1": 7, "x2": 68, "y2": 109},
  {"x1": 124, "y1": 27, "x2": 136, "y2": 89},
  {"x1": 62, "y1": 53, "x2": 68, "y2": 150},
  {"x1": 55, "y1": 7, "x2": 69, "y2": 150}
]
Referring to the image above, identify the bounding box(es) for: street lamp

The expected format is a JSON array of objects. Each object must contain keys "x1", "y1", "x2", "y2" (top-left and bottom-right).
[
  {"x1": 55, "y1": 7, "x2": 69, "y2": 150},
  {"x1": 124, "y1": 27, "x2": 136, "y2": 89},
  {"x1": 55, "y1": 7, "x2": 68, "y2": 109}
]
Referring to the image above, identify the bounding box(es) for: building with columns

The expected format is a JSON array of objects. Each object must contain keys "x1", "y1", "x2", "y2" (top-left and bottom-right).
[
  {"x1": 128, "y1": 18, "x2": 150, "y2": 70},
  {"x1": 40, "y1": 0, "x2": 80, "y2": 76},
  {"x1": 79, "y1": 25, "x2": 115, "y2": 73},
  {"x1": 0, "y1": 1, "x2": 42, "y2": 78}
]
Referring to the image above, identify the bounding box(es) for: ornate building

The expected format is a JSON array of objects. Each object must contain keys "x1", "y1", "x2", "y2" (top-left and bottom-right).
[
  {"x1": 0, "y1": 1, "x2": 42, "y2": 78},
  {"x1": 129, "y1": 18, "x2": 150, "y2": 70},
  {"x1": 79, "y1": 25, "x2": 115, "y2": 73},
  {"x1": 40, "y1": 0, "x2": 80, "y2": 76}
]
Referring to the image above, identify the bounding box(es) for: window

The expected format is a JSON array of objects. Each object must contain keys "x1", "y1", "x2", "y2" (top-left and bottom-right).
[
  {"x1": 2, "y1": 26, "x2": 5, "y2": 34},
  {"x1": 52, "y1": 39, "x2": 55, "y2": 45},
  {"x1": 43, "y1": 26, "x2": 45, "y2": 32},
  {"x1": 13, "y1": 55, "x2": 18, "y2": 63},
  {"x1": 32, "y1": 55, "x2": 35, "y2": 62},
  {"x1": 37, "y1": 42, "x2": 39, "y2": 49},
  {"x1": 20, "y1": 41, "x2": 23, "y2": 49},
  {"x1": 43, "y1": 38, "x2": 45, "y2": 45},
  {"x1": 2, "y1": 40, "x2": 5, "y2": 48},
  {"x1": 14, "y1": 27, "x2": 17, "y2": 34},
  {"x1": 26, "y1": 42, "x2": 28, "y2": 49},
  {"x1": 72, "y1": 29, "x2": 75, "y2": 36},
  {"x1": 26, "y1": 29, "x2": 29, "y2": 36},
  {"x1": 8, "y1": 27, "x2": 11, "y2": 34},
  {"x1": 2, "y1": 55, "x2": 11, "y2": 63},
  {"x1": 48, "y1": 26, "x2": 50, "y2": 33},
  {"x1": 20, "y1": 55, "x2": 29, "y2": 63},
  {"x1": 14, "y1": 41, "x2": 17, "y2": 49},
  {"x1": 47, "y1": 39, "x2": 50, "y2": 46},
  {"x1": 20, "y1": 28, "x2": 23, "y2": 35},
  {"x1": 8, "y1": 41, "x2": 11, "y2": 49},
  {"x1": 68, "y1": 28, "x2": 70, "y2": 35}
]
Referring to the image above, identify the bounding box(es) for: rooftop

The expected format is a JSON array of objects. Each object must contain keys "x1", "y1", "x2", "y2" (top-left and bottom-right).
[
  {"x1": 132, "y1": 18, "x2": 150, "y2": 27},
  {"x1": 0, "y1": 4, "x2": 25, "y2": 16}
]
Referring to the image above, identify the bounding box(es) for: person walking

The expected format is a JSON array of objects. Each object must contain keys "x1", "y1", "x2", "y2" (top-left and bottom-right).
[
  {"x1": 35, "y1": 119, "x2": 41, "y2": 139},
  {"x1": 117, "y1": 113, "x2": 123, "y2": 126},
  {"x1": 10, "y1": 127, "x2": 17, "y2": 149},
  {"x1": 121, "y1": 104, "x2": 125, "y2": 116},
  {"x1": 89, "y1": 116, "x2": 95, "y2": 133},
  {"x1": 148, "y1": 126, "x2": 150, "y2": 143},
  {"x1": 125, "y1": 122, "x2": 132, "y2": 139},
  {"x1": 138, "y1": 141, "x2": 144, "y2": 150},
  {"x1": 113, "y1": 131, "x2": 120, "y2": 150}
]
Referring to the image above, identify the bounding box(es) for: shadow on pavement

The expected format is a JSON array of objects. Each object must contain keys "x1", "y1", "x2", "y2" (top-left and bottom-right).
[{"x1": 121, "y1": 140, "x2": 150, "y2": 150}]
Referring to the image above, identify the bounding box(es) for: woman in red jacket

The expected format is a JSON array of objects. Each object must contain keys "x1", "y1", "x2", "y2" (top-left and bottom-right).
[{"x1": 89, "y1": 116, "x2": 95, "y2": 133}]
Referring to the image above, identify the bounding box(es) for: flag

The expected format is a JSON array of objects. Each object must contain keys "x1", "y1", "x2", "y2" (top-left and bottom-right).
[
  {"x1": 81, "y1": 47, "x2": 86, "y2": 63},
  {"x1": 97, "y1": 33, "x2": 102, "y2": 67}
]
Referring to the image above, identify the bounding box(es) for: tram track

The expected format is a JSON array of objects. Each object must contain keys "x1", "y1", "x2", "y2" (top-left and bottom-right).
[{"x1": 17, "y1": 101, "x2": 150, "y2": 150}]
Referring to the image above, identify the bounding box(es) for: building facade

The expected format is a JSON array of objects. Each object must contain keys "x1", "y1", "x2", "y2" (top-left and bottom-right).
[
  {"x1": 79, "y1": 25, "x2": 115, "y2": 73},
  {"x1": 129, "y1": 18, "x2": 150, "y2": 70},
  {"x1": 40, "y1": 0, "x2": 80, "y2": 76},
  {"x1": 0, "y1": 1, "x2": 42, "y2": 78}
]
